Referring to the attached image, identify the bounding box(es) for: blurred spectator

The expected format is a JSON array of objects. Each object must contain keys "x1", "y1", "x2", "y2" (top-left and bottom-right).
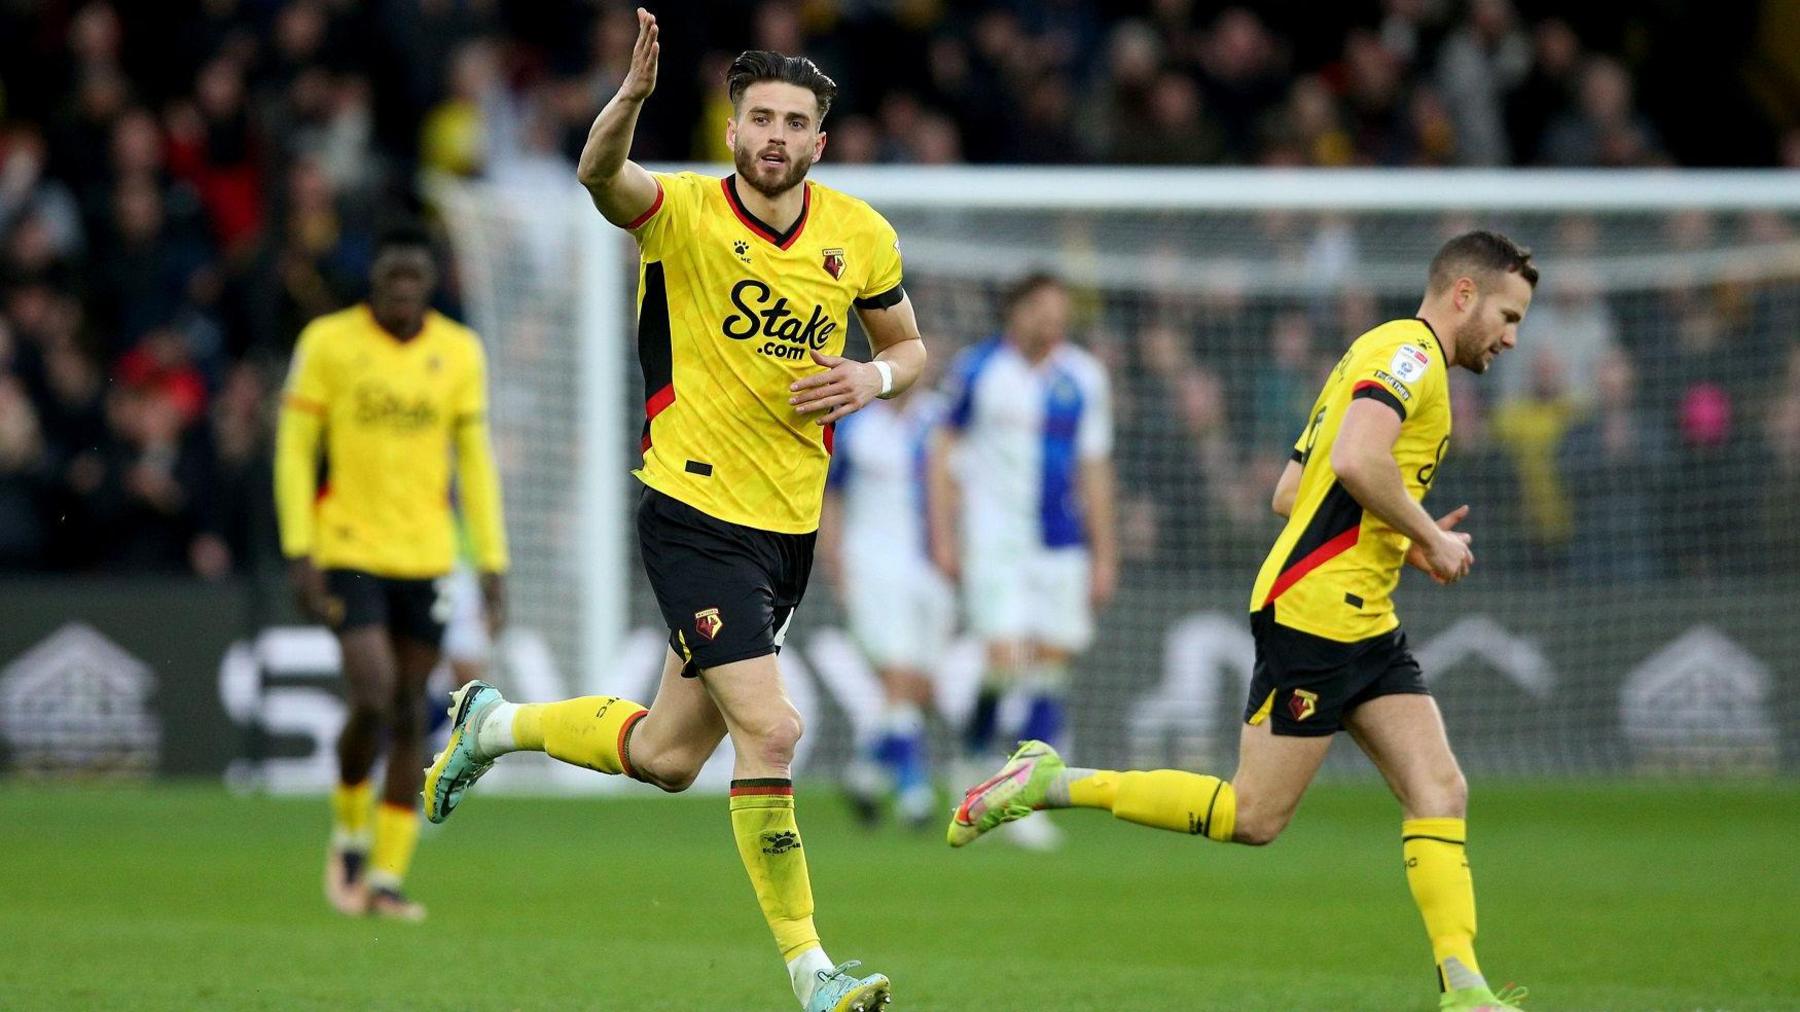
[
  {"x1": 1249, "y1": 311, "x2": 1319, "y2": 453},
  {"x1": 1428, "y1": 369, "x2": 1526, "y2": 573},
  {"x1": 1109, "y1": 72, "x2": 1223, "y2": 165},
  {"x1": 1497, "y1": 266, "x2": 1615, "y2": 407},
  {"x1": 1279, "y1": 75, "x2": 1355, "y2": 166},
  {"x1": 92, "y1": 174, "x2": 206, "y2": 350},
  {"x1": 1195, "y1": 8, "x2": 1286, "y2": 162},
  {"x1": 0, "y1": 126, "x2": 85, "y2": 265},
  {"x1": 421, "y1": 40, "x2": 500, "y2": 178},
  {"x1": 1558, "y1": 345, "x2": 1669, "y2": 582},
  {"x1": 199, "y1": 362, "x2": 275, "y2": 580},
  {"x1": 88, "y1": 384, "x2": 215, "y2": 573},
  {"x1": 0, "y1": 375, "x2": 51, "y2": 568},
  {"x1": 1434, "y1": 0, "x2": 1530, "y2": 166},
  {"x1": 165, "y1": 58, "x2": 264, "y2": 253},
  {"x1": 1505, "y1": 18, "x2": 1582, "y2": 163},
  {"x1": 1491, "y1": 348, "x2": 1578, "y2": 570},
  {"x1": 116, "y1": 325, "x2": 208, "y2": 426},
  {"x1": 1538, "y1": 56, "x2": 1666, "y2": 167},
  {"x1": 1764, "y1": 346, "x2": 1800, "y2": 574}
]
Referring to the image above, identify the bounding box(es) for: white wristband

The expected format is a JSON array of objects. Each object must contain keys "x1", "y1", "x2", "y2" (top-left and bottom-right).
[{"x1": 872, "y1": 359, "x2": 895, "y2": 398}]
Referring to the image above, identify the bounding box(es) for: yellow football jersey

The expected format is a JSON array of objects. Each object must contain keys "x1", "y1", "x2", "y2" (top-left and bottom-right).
[
  {"x1": 628, "y1": 171, "x2": 905, "y2": 534},
  {"x1": 275, "y1": 305, "x2": 508, "y2": 578},
  {"x1": 1249, "y1": 318, "x2": 1452, "y2": 641}
]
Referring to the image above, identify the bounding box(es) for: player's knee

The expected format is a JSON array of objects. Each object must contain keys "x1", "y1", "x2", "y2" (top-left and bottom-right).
[
  {"x1": 635, "y1": 753, "x2": 702, "y2": 794},
  {"x1": 1231, "y1": 798, "x2": 1294, "y2": 846},
  {"x1": 743, "y1": 709, "x2": 804, "y2": 770},
  {"x1": 1412, "y1": 768, "x2": 1468, "y2": 819}
]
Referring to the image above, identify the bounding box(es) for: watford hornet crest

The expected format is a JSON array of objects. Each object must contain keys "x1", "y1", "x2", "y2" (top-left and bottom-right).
[
  {"x1": 821, "y1": 248, "x2": 846, "y2": 280},
  {"x1": 694, "y1": 607, "x2": 724, "y2": 641}
]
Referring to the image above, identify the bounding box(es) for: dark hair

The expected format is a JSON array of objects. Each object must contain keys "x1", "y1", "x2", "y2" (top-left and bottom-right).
[
  {"x1": 727, "y1": 50, "x2": 838, "y2": 122},
  {"x1": 375, "y1": 221, "x2": 433, "y2": 257},
  {"x1": 1003, "y1": 270, "x2": 1066, "y2": 315},
  {"x1": 1429, "y1": 230, "x2": 1539, "y2": 292}
]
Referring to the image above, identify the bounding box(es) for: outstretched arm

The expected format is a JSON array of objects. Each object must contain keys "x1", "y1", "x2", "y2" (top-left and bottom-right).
[{"x1": 577, "y1": 8, "x2": 662, "y2": 227}]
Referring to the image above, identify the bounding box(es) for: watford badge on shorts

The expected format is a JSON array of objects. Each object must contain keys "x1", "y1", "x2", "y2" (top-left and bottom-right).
[
  {"x1": 694, "y1": 607, "x2": 724, "y2": 641},
  {"x1": 1288, "y1": 688, "x2": 1319, "y2": 722},
  {"x1": 821, "y1": 248, "x2": 846, "y2": 280}
]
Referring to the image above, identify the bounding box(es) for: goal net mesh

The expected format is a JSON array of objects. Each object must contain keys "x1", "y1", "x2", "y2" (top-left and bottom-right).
[{"x1": 440, "y1": 174, "x2": 1800, "y2": 781}]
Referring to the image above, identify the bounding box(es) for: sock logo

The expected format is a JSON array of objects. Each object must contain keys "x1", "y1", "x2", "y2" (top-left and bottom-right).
[
  {"x1": 761, "y1": 830, "x2": 801, "y2": 855},
  {"x1": 694, "y1": 607, "x2": 724, "y2": 641},
  {"x1": 1288, "y1": 688, "x2": 1318, "y2": 722}
]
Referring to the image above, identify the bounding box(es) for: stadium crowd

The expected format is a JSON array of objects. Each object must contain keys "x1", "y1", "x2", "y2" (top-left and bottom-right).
[{"x1": 0, "y1": 0, "x2": 1794, "y2": 580}]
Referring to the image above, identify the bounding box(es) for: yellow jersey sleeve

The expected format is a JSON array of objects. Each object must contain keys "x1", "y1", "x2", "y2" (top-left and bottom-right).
[
  {"x1": 629, "y1": 171, "x2": 705, "y2": 259},
  {"x1": 853, "y1": 213, "x2": 905, "y2": 309},
  {"x1": 452, "y1": 337, "x2": 509, "y2": 572},
  {"x1": 283, "y1": 320, "x2": 334, "y2": 414},
  {"x1": 273, "y1": 322, "x2": 332, "y2": 559},
  {"x1": 1345, "y1": 331, "x2": 1438, "y2": 422}
]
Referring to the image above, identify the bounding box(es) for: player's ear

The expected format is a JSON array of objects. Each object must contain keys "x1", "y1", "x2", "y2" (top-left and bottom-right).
[
  {"x1": 1455, "y1": 276, "x2": 1476, "y2": 312},
  {"x1": 725, "y1": 115, "x2": 737, "y2": 150},
  {"x1": 814, "y1": 129, "x2": 827, "y2": 162}
]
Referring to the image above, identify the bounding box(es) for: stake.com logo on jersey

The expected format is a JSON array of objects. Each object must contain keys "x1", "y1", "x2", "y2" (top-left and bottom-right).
[{"x1": 720, "y1": 279, "x2": 837, "y2": 362}]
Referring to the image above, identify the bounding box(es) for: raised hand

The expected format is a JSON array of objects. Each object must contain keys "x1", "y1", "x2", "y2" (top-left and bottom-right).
[{"x1": 619, "y1": 8, "x2": 660, "y2": 102}]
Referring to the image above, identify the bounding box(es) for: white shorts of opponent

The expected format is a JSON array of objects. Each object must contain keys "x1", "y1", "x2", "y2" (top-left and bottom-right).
[
  {"x1": 961, "y1": 545, "x2": 1093, "y2": 653},
  {"x1": 440, "y1": 564, "x2": 490, "y2": 666},
  {"x1": 844, "y1": 562, "x2": 956, "y2": 673}
]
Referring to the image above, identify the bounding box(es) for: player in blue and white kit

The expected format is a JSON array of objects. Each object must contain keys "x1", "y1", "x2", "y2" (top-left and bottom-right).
[
  {"x1": 821, "y1": 382, "x2": 954, "y2": 828},
  {"x1": 930, "y1": 271, "x2": 1116, "y2": 848}
]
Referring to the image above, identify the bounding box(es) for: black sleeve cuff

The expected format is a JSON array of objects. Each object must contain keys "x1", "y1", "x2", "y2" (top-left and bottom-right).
[
  {"x1": 1352, "y1": 383, "x2": 1408, "y2": 420},
  {"x1": 854, "y1": 282, "x2": 905, "y2": 310},
  {"x1": 1289, "y1": 448, "x2": 1305, "y2": 462}
]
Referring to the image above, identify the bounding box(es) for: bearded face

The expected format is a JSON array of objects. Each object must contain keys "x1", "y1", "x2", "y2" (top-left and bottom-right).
[
  {"x1": 727, "y1": 81, "x2": 826, "y2": 199},
  {"x1": 733, "y1": 134, "x2": 814, "y2": 197}
]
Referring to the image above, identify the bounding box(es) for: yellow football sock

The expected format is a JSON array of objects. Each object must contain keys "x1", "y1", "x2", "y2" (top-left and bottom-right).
[
  {"x1": 1067, "y1": 768, "x2": 1236, "y2": 841},
  {"x1": 729, "y1": 780, "x2": 820, "y2": 960},
  {"x1": 1403, "y1": 817, "x2": 1484, "y2": 991},
  {"x1": 515, "y1": 696, "x2": 648, "y2": 777},
  {"x1": 330, "y1": 780, "x2": 373, "y2": 846},
  {"x1": 368, "y1": 802, "x2": 421, "y2": 891}
]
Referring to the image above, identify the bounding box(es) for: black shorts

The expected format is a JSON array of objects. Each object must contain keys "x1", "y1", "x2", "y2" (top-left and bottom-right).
[
  {"x1": 1243, "y1": 605, "x2": 1429, "y2": 736},
  {"x1": 637, "y1": 486, "x2": 815, "y2": 676},
  {"x1": 323, "y1": 569, "x2": 447, "y2": 647}
]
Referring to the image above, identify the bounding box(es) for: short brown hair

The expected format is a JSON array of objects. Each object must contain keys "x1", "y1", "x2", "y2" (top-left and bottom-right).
[
  {"x1": 1429, "y1": 230, "x2": 1539, "y2": 292},
  {"x1": 1003, "y1": 270, "x2": 1065, "y2": 316},
  {"x1": 727, "y1": 51, "x2": 838, "y2": 122}
]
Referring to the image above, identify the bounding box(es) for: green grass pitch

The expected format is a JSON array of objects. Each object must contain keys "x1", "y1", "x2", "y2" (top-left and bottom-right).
[{"x1": 1, "y1": 780, "x2": 1794, "y2": 1010}]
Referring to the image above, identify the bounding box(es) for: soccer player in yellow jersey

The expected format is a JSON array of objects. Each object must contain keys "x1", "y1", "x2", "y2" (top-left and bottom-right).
[
  {"x1": 422, "y1": 10, "x2": 922, "y2": 1011},
  {"x1": 275, "y1": 223, "x2": 509, "y2": 922},
  {"x1": 951, "y1": 232, "x2": 1540, "y2": 1012}
]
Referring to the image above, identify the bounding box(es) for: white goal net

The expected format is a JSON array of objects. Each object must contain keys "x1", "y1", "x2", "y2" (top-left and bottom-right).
[{"x1": 436, "y1": 167, "x2": 1800, "y2": 784}]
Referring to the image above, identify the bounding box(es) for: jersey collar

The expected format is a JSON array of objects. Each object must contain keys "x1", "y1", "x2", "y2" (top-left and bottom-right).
[
  {"x1": 722, "y1": 175, "x2": 811, "y2": 250},
  {"x1": 1412, "y1": 316, "x2": 1449, "y2": 363},
  {"x1": 363, "y1": 303, "x2": 432, "y2": 345}
]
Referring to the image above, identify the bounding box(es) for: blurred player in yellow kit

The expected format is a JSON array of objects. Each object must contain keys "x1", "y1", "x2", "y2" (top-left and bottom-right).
[
  {"x1": 275, "y1": 223, "x2": 508, "y2": 921},
  {"x1": 952, "y1": 232, "x2": 1539, "y2": 1012}
]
